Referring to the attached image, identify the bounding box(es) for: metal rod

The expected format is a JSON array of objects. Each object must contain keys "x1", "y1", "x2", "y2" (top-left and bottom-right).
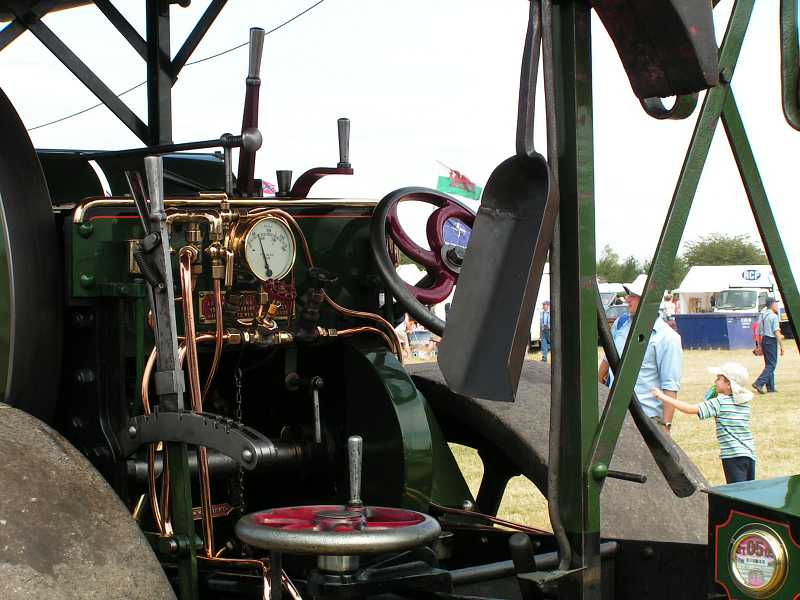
[
  {"x1": 144, "y1": 156, "x2": 199, "y2": 599},
  {"x1": 82, "y1": 133, "x2": 250, "y2": 159},
  {"x1": 594, "y1": 282, "x2": 700, "y2": 498},
  {"x1": 312, "y1": 389, "x2": 321, "y2": 444},
  {"x1": 541, "y1": 0, "x2": 571, "y2": 573},
  {"x1": 450, "y1": 541, "x2": 618, "y2": 586},
  {"x1": 607, "y1": 470, "x2": 647, "y2": 484},
  {"x1": 347, "y1": 435, "x2": 363, "y2": 508}
]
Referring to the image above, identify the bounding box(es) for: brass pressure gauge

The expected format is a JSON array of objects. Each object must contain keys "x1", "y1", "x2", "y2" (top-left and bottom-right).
[
  {"x1": 241, "y1": 216, "x2": 296, "y2": 281},
  {"x1": 729, "y1": 526, "x2": 788, "y2": 598}
]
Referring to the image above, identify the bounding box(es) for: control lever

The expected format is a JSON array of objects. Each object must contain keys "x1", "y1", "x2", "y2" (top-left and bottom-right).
[
  {"x1": 236, "y1": 27, "x2": 266, "y2": 196},
  {"x1": 285, "y1": 374, "x2": 324, "y2": 444},
  {"x1": 347, "y1": 435, "x2": 363, "y2": 510},
  {"x1": 337, "y1": 118, "x2": 351, "y2": 168}
]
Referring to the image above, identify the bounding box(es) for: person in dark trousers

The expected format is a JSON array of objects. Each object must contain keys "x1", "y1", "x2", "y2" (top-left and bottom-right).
[
  {"x1": 753, "y1": 298, "x2": 784, "y2": 394},
  {"x1": 652, "y1": 362, "x2": 756, "y2": 484},
  {"x1": 539, "y1": 300, "x2": 551, "y2": 362}
]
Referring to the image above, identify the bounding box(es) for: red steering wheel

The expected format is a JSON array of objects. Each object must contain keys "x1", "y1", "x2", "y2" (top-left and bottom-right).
[{"x1": 370, "y1": 187, "x2": 475, "y2": 336}]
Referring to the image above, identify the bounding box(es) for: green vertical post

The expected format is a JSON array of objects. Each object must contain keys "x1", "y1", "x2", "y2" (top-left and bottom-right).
[
  {"x1": 168, "y1": 441, "x2": 200, "y2": 600},
  {"x1": 553, "y1": 0, "x2": 600, "y2": 596},
  {"x1": 721, "y1": 93, "x2": 800, "y2": 346}
]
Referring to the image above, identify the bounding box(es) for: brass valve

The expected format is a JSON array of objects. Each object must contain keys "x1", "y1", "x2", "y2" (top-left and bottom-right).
[{"x1": 205, "y1": 243, "x2": 226, "y2": 280}]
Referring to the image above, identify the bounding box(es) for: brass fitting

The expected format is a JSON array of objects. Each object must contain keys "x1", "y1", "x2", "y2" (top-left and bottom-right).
[
  {"x1": 185, "y1": 222, "x2": 203, "y2": 245},
  {"x1": 224, "y1": 249, "x2": 235, "y2": 288},
  {"x1": 205, "y1": 243, "x2": 226, "y2": 280}
]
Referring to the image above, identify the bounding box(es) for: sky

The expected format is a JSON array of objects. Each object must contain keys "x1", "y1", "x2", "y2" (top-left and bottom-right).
[{"x1": 0, "y1": 0, "x2": 798, "y2": 281}]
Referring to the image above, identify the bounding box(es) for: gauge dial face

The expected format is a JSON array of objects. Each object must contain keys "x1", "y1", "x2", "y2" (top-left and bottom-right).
[{"x1": 243, "y1": 217, "x2": 296, "y2": 281}]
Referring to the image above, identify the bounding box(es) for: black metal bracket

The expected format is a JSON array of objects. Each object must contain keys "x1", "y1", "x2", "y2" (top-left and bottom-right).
[
  {"x1": 0, "y1": 0, "x2": 230, "y2": 145},
  {"x1": 517, "y1": 567, "x2": 586, "y2": 600},
  {"x1": 119, "y1": 410, "x2": 282, "y2": 470},
  {"x1": 308, "y1": 556, "x2": 451, "y2": 599}
]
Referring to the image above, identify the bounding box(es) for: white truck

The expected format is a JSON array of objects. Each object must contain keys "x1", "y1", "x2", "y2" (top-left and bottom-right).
[{"x1": 711, "y1": 266, "x2": 784, "y2": 315}]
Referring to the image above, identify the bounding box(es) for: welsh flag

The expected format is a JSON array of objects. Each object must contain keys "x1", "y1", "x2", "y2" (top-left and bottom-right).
[{"x1": 436, "y1": 164, "x2": 482, "y2": 200}]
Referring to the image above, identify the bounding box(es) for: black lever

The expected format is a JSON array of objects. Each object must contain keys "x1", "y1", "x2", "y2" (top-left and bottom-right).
[{"x1": 285, "y1": 374, "x2": 324, "y2": 444}]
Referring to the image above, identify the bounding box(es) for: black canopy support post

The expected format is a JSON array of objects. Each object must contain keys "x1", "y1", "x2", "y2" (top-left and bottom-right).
[
  {"x1": 19, "y1": 17, "x2": 150, "y2": 143},
  {"x1": 0, "y1": 20, "x2": 22, "y2": 51},
  {"x1": 146, "y1": 0, "x2": 173, "y2": 145},
  {"x1": 0, "y1": 0, "x2": 61, "y2": 52},
  {"x1": 172, "y1": 0, "x2": 228, "y2": 76},
  {"x1": 93, "y1": 0, "x2": 149, "y2": 63}
]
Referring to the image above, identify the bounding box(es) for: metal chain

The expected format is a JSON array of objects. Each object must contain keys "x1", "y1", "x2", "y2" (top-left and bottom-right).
[{"x1": 234, "y1": 367, "x2": 246, "y2": 517}]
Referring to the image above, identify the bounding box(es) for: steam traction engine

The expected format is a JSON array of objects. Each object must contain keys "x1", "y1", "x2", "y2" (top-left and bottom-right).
[{"x1": 1, "y1": 1, "x2": 800, "y2": 599}]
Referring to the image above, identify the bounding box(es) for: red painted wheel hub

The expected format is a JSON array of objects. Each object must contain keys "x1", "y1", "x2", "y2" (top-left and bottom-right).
[{"x1": 250, "y1": 505, "x2": 426, "y2": 532}]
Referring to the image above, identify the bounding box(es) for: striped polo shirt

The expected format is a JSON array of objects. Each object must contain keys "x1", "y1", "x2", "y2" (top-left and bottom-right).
[{"x1": 697, "y1": 393, "x2": 756, "y2": 460}]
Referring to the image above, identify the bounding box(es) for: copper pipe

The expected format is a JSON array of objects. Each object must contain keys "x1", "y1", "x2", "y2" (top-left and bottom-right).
[
  {"x1": 202, "y1": 278, "x2": 225, "y2": 402},
  {"x1": 246, "y1": 207, "x2": 403, "y2": 360},
  {"x1": 141, "y1": 347, "x2": 165, "y2": 534},
  {"x1": 324, "y1": 292, "x2": 403, "y2": 361},
  {"x1": 179, "y1": 247, "x2": 215, "y2": 557},
  {"x1": 429, "y1": 501, "x2": 549, "y2": 536},
  {"x1": 338, "y1": 326, "x2": 395, "y2": 351}
]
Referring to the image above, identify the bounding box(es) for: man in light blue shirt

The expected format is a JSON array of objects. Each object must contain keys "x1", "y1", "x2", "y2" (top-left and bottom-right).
[
  {"x1": 753, "y1": 298, "x2": 784, "y2": 393},
  {"x1": 598, "y1": 280, "x2": 683, "y2": 434}
]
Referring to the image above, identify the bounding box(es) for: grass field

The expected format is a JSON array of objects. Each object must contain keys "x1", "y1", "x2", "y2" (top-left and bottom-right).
[{"x1": 444, "y1": 347, "x2": 800, "y2": 531}]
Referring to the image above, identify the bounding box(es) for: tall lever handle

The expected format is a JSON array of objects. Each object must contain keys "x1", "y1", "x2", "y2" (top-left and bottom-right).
[
  {"x1": 347, "y1": 435, "x2": 363, "y2": 509},
  {"x1": 337, "y1": 118, "x2": 351, "y2": 168},
  {"x1": 248, "y1": 27, "x2": 265, "y2": 79},
  {"x1": 236, "y1": 27, "x2": 266, "y2": 196}
]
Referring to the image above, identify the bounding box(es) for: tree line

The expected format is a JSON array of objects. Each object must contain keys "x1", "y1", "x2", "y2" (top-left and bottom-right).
[{"x1": 597, "y1": 233, "x2": 768, "y2": 289}]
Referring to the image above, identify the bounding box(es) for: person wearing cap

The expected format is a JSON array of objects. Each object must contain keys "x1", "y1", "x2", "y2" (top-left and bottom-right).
[
  {"x1": 540, "y1": 300, "x2": 551, "y2": 363},
  {"x1": 753, "y1": 298, "x2": 784, "y2": 394},
  {"x1": 598, "y1": 279, "x2": 683, "y2": 434},
  {"x1": 651, "y1": 362, "x2": 756, "y2": 484}
]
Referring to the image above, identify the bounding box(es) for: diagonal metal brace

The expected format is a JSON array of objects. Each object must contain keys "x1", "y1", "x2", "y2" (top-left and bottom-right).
[{"x1": 588, "y1": 0, "x2": 756, "y2": 477}]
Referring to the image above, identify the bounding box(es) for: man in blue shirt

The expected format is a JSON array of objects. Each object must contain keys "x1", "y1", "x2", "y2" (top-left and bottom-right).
[
  {"x1": 540, "y1": 300, "x2": 551, "y2": 363},
  {"x1": 753, "y1": 298, "x2": 784, "y2": 393},
  {"x1": 598, "y1": 280, "x2": 684, "y2": 434}
]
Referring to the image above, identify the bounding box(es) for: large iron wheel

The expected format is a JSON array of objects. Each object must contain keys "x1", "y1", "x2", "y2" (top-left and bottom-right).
[{"x1": 0, "y1": 87, "x2": 62, "y2": 422}]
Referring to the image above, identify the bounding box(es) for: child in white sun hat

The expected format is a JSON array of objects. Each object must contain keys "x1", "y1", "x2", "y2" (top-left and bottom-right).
[{"x1": 652, "y1": 361, "x2": 756, "y2": 484}]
